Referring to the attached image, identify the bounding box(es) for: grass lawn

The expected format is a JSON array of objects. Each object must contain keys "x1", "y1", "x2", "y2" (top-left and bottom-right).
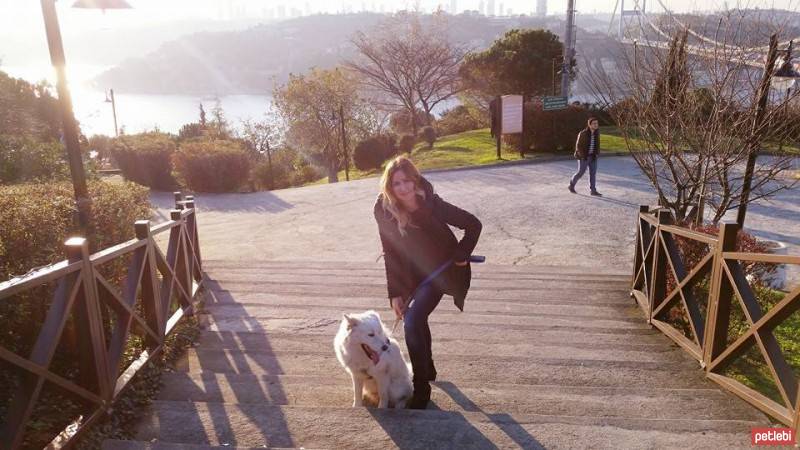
[{"x1": 307, "y1": 128, "x2": 523, "y2": 185}]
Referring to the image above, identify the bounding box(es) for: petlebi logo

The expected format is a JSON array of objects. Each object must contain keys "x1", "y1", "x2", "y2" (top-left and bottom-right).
[{"x1": 751, "y1": 428, "x2": 795, "y2": 446}]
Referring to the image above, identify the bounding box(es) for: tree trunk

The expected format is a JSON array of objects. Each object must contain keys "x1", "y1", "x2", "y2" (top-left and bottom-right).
[{"x1": 266, "y1": 144, "x2": 274, "y2": 190}]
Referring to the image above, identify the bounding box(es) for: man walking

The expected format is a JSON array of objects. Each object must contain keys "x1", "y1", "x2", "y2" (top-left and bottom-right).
[{"x1": 569, "y1": 117, "x2": 602, "y2": 196}]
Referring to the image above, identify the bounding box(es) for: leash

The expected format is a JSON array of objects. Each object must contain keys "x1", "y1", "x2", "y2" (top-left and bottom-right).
[{"x1": 391, "y1": 255, "x2": 485, "y2": 334}]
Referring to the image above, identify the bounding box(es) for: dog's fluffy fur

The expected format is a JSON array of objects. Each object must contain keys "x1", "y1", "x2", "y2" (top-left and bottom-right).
[{"x1": 333, "y1": 310, "x2": 413, "y2": 408}]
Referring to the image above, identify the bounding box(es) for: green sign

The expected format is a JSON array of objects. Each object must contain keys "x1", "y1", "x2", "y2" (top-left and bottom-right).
[{"x1": 542, "y1": 96, "x2": 568, "y2": 111}]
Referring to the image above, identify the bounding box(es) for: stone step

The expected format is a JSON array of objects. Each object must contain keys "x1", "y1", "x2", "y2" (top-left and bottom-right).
[
  {"x1": 157, "y1": 372, "x2": 765, "y2": 422},
  {"x1": 175, "y1": 349, "x2": 707, "y2": 389},
  {"x1": 195, "y1": 330, "x2": 678, "y2": 361},
  {"x1": 102, "y1": 440, "x2": 317, "y2": 450},
  {"x1": 203, "y1": 280, "x2": 632, "y2": 299},
  {"x1": 135, "y1": 401, "x2": 762, "y2": 449},
  {"x1": 203, "y1": 291, "x2": 642, "y2": 318},
  {"x1": 202, "y1": 260, "x2": 631, "y2": 278},
  {"x1": 192, "y1": 332, "x2": 690, "y2": 363},
  {"x1": 204, "y1": 273, "x2": 629, "y2": 290},
  {"x1": 206, "y1": 288, "x2": 637, "y2": 307},
  {"x1": 200, "y1": 305, "x2": 648, "y2": 332},
  {"x1": 198, "y1": 329, "x2": 670, "y2": 352},
  {"x1": 199, "y1": 312, "x2": 657, "y2": 337}
]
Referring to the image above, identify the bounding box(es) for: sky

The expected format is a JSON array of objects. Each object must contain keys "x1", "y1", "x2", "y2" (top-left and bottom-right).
[{"x1": 0, "y1": 0, "x2": 797, "y2": 34}]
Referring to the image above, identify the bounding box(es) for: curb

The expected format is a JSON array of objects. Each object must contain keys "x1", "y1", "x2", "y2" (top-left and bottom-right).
[{"x1": 419, "y1": 151, "x2": 633, "y2": 176}]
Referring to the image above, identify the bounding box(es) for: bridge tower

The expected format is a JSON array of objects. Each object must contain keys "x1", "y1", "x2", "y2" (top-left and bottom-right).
[{"x1": 618, "y1": 0, "x2": 646, "y2": 42}]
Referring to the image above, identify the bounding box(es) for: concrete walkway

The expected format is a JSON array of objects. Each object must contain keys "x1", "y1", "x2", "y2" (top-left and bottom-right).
[{"x1": 151, "y1": 156, "x2": 799, "y2": 280}]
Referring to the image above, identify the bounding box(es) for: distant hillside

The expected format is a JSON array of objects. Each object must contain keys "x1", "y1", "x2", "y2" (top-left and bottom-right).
[{"x1": 95, "y1": 12, "x2": 619, "y2": 95}]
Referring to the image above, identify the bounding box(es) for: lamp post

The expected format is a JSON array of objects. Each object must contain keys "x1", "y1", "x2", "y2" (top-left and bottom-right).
[
  {"x1": 105, "y1": 88, "x2": 119, "y2": 137},
  {"x1": 40, "y1": 0, "x2": 130, "y2": 238}
]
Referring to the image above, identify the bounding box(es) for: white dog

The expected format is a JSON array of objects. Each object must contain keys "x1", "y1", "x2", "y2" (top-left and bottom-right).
[{"x1": 333, "y1": 310, "x2": 413, "y2": 408}]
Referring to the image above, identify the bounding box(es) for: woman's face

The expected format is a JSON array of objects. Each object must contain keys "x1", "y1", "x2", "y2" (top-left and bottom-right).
[{"x1": 390, "y1": 169, "x2": 416, "y2": 203}]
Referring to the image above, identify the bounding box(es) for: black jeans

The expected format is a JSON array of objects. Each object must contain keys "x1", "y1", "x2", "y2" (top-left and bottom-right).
[{"x1": 403, "y1": 283, "x2": 444, "y2": 383}]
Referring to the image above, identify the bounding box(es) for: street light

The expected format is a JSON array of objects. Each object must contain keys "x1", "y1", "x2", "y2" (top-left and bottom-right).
[
  {"x1": 104, "y1": 88, "x2": 119, "y2": 137},
  {"x1": 39, "y1": 0, "x2": 131, "y2": 238}
]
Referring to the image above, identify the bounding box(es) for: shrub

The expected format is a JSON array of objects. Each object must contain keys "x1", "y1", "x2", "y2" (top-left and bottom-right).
[
  {"x1": 0, "y1": 180, "x2": 153, "y2": 449},
  {"x1": 398, "y1": 134, "x2": 416, "y2": 154},
  {"x1": 437, "y1": 105, "x2": 488, "y2": 136},
  {"x1": 507, "y1": 103, "x2": 590, "y2": 154},
  {"x1": 420, "y1": 126, "x2": 437, "y2": 149},
  {"x1": 110, "y1": 132, "x2": 177, "y2": 190},
  {"x1": 0, "y1": 181, "x2": 151, "y2": 280},
  {"x1": 389, "y1": 109, "x2": 434, "y2": 135},
  {"x1": 0, "y1": 134, "x2": 70, "y2": 184},
  {"x1": 353, "y1": 134, "x2": 396, "y2": 171},
  {"x1": 177, "y1": 122, "x2": 206, "y2": 141},
  {"x1": 173, "y1": 139, "x2": 251, "y2": 192}
]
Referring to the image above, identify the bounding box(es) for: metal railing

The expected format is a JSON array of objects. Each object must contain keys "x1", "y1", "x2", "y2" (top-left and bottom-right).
[
  {"x1": 632, "y1": 206, "x2": 800, "y2": 430},
  {"x1": 0, "y1": 193, "x2": 203, "y2": 450}
]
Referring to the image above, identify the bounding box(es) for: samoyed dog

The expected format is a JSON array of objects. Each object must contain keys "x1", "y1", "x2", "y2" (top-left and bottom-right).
[{"x1": 333, "y1": 310, "x2": 413, "y2": 408}]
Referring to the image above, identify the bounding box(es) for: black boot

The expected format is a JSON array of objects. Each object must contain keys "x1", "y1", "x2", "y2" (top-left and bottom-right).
[{"x1": 409, "y1": 381, "x2": 431, "y2": 409}]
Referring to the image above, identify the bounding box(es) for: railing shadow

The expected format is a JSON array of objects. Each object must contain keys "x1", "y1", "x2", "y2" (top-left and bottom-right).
[
  {"x1": 161, "y1": 276, "x2": 296, "y2": 447},
  {"x1": 435, "y1": 381, "x2": 546, "y2": 450}
]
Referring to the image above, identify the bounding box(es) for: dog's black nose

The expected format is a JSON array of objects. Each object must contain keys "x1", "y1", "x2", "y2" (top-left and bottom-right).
[{"x1": 381, "y1": 345, "x2": 388, "y2": 351}]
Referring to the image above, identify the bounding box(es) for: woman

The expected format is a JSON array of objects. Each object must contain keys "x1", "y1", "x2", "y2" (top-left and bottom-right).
[{"x1": 374, "y1": 156, "x2": 482, "y2": 409}]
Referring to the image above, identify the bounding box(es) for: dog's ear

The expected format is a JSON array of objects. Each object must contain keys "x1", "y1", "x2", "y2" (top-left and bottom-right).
[{"x1": 344, "y1": 313, "x2": 359, "y2": 329}]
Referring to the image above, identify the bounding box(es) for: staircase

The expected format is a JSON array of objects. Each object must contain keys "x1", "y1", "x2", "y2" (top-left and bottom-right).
[{"x1": 104, "y1": 260, "x2": 769, "y2": 449}]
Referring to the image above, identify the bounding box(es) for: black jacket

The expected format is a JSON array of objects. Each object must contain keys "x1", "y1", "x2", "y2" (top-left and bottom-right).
[
  {"x1": 374, "y1": 177, "x2": 482, "y2": 311},
  {"x1": 574, "y1": 128, "x2": 600, "y2": 160}
]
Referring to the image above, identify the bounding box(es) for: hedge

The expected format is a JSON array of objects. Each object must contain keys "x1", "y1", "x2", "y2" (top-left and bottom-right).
[
  {"x1": 172, "y1": 139, "x2": 251, "y2": 193},
  {"x1": 110, "y1": 132, "x2": 177, "y2": 190}
]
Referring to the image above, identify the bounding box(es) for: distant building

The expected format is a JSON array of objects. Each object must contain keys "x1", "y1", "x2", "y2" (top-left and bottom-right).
[
  {"x1": 277, "y1": 4, "x2": 286, "y2": 18},
  {"x1": 499, "y1": 2, "x2": 503, "y2": 16},
  {"x1": 487, "y1": 0, "x2": 495, "y2": 16},
  {"x1": 536, "y1": 0, "x2": 547, "y2": 16},
  {"x1": 450, "y1": 0, "x2": 457, "y2": 14},
  {"x1": 478, "y1": 0, "x2": 484, "y2": 15}
]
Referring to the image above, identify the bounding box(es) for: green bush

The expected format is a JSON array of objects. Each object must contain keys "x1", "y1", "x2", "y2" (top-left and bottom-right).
[
  {"x1": 251, "y1": 147, "x2": 320, "y2": 190},
  {"x1": 110, "y1": 132, "x2": 177, "y2": 190},
  {"x1": 0, "y1": 180, "x2": 151, "y2": 364},
  {"x1": 389, "y1": 109, "x2": 434, "y2": 135},
  {"x1": 173, "y1": 139, "x2": 251, "y2": 192},
  {"x1": 420, "y1": 126, "x2": 437, "y2": 149},
  {"x1": 398, "y1": 134, "x2": 416, "y2": 154},
  {"x1": 437, "y1": 105, "x2": 488, "y2": 136},
  {"x1": 506, "y1": 103, "x2": 590, "y2": 154},
  {"x1": 353, "y1": 134, "x2": 396, "y2": 171},
  {"x1": 0, "y1": 181, "x2": 151, "y2": 281},
  {"x1": 0, "y1": 134, "x2": 69, "y2": 184}
]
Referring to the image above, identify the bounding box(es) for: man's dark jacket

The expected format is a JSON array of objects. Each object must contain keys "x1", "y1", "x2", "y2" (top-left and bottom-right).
[
  {"x1": 574, "y1": 128, "x2": 600, "y2": 160},
  {"x1": 374, "y1": 178, "x2": 482, "y2": 311}
]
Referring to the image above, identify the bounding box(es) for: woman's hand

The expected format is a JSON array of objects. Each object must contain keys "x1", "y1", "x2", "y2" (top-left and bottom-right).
[
  {"x1": 390, "y1": 296, "x2": 407, "y2": 319},
  {"x1": 454, "y1": 260, "x2": 468, "y2": 267}
]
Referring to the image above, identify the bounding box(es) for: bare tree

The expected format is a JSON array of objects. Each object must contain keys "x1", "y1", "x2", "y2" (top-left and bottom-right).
[
  {"x1": 346, "y1": 11, "x2": 465, "y2": 136},
  {"x1": 584, "y1": 11, "x2": 798, "y2": 225},
  {"x1": 239, "y1": 107, "x2": 282, "y2": 189}
]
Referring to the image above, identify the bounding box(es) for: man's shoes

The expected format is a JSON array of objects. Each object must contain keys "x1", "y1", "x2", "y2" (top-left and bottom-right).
[
  {"x1": 409, "y1": 381, "x2": 431, "y2": 409},
  {"x1": 590, "y1": 190, "x2": 603, "y2": 197},
  {"x1": 568, "y1": 185, "x2": 576, "y2": 194}
]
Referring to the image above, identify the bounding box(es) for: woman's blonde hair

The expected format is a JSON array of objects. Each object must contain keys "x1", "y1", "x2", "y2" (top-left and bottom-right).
[{"x1": 380, "y1": 156, "x2": 426, "y2": 235}]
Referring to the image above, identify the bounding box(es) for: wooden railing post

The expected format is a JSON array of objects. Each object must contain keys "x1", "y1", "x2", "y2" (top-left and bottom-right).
[
  {"x1": 703, "y1": 222, "x2": 739, "y2": 369},
  {"x1": 171, "y1": 209, "x2": 192, "y2": 311},
  {"x1": 632, "y1": 205, "x2": 650, "y2": 292},
  {"x1": 174, "y1": 191, "x2": 184, "y2": 210},
  {"x1": 648, "y1": 209, "x2": 671, "y2": 323},
  {"x1": 69, "y1": 237, "x2": 112, "y2": 400},
  {"x1": 135, "y1": 221, "x2": 164, "y2": 341},
  {"x1": 184, "y1": 197, "x2": 203, "y2": 278}
]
